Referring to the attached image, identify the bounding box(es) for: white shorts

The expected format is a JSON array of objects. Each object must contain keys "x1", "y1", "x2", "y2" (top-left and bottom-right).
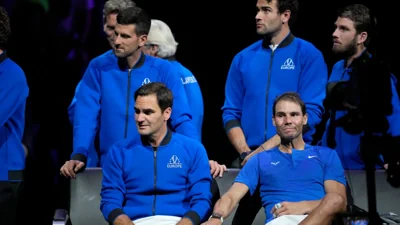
[
  {"x1": 266, "y1": 215, "x2": 308, "y2": 225},
  {"x1": 132, "y1": 215, "x2": 182, "y2": 225}
]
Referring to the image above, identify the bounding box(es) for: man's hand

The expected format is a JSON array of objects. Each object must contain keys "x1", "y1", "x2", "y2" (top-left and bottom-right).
[
  {"x1": 176, "y1": 217, "x2": 193, "y2": 225},
  {"x1": 241, "y1": 135, "x2": 280, "y2": 166},
  {"x1": 241, "y1": 150, "x2": 258, "y2": 166},
  {"x1": 271, "y1": 201, "x2": 310, "y2": 217},
  {"x1": 209, "y1": 160, "x2": 227, "y2": 178},
  {"x1": 200, "y1": 218, "x2": 223, "y2": 225},
  {"x1": 60, "y1": 160, "x2": 85, "y2": 179},
  {"x1": 22, "y1": 143, "x2": 28, "y2": 158},
  {"x1": 114, "y1": 214, "x2": 134, "y2": 225}
]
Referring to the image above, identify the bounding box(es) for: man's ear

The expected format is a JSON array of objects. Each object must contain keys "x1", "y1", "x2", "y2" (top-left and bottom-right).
[
  {"x1": 163, "y1": 107, "x2": 172, "y2": 121},
  {"x1": 138, "y1": 34, "x2": 148, "y2": 47},
  {"x1": 303, "y1": 113, "x2": 308, "y2": 125}
]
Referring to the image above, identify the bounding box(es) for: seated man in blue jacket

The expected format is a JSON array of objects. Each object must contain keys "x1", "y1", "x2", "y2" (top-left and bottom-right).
[
  {"x1": 202, "y1": 92, "x2": 347, "y2": 225},
  {"x1": 101, "y1": 82, "x2": 212, "y2": 225}
]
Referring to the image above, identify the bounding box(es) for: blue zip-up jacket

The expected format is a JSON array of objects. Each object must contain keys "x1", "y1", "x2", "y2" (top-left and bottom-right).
[
  {"x1": 100, "y1": 130, "x2": 212, "y2": 225},
  {"x1": 71, "y1": 50, "x2": 199, "y2": 164},
  {"x1": 222, "y1": 34, "x2": 327, "y2": 148},
  {"x1": 0, "y1": 52, "x2": 29, "y2": 181},
  {"x1": 170, "y1": 60, "x2": 204, "y2": 140},
  {"x1": 321, "y1": 59, "x2": 400, "y2": 169},
  {"x1": 68, "y1": 81, "x2": 99, "y2": 167}
]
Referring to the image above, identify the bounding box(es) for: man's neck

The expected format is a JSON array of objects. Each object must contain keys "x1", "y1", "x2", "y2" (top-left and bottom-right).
[
  {"x1": 147, "y1": 125, "x2": 168, "y2": 147},
  {"x1": 269, "y1": 27, "x2": 290, "y2": 46},
  {"x1": 279, "y1": 136, "x2": 305, "y2": 154},
  {"x1": 126, "y1": 48, "x2": 142, "y2": 69},
  {"x1": 345, "y1": 45, "x2": 366, "y2": 68},
  {"x1": 0, "y1": 49, "x2": 3, "y2": 55}
]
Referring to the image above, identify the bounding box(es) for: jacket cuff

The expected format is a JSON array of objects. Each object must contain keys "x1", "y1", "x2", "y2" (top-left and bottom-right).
[
  {"x1": 71, "y1": 153, "x2": 87, "y2": 163},
  {"x1": 224, "y1": 119, "x2": 240, "y2": 133},
  {"x1": 108, "y1": 208, "x2": 125, "y2": 224},
  {"x1": 183, "y1": 210, "x2": 201, "y2": 225}
]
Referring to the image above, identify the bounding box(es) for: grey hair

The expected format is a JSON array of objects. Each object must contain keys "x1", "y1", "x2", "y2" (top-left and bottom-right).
[
  {"x1": 147, "y1": 19, "x2": 178, "y2": 58},
  {"x1": 103, "y1": 0, "x2": 136, "y2": 22}
]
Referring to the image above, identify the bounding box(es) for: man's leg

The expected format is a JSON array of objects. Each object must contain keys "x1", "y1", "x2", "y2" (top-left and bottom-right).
[
  {"x1": 133, "y1": 215, "x2": 181, "y2": 225},
  {"x1": 299, "y1": 193, "x2": 346, "y2": 225},
  {"x1": 0, "y1": 182, "x2": 22, "y2": 225},
  {"x1": 231, "y1": 187, "x2": 262, "y2": 225}
]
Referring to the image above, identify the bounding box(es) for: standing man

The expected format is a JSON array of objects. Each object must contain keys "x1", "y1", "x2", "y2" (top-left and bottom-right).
[
  {"x1": 142, "y1": 19, "x2": 204, "y2": 141},
  {"x1": 60, "y1": 6, "x2": 199, "y2": 178},
  {"x1": 0, "y1": 6, "x2": 30, "y2": 225},
  {"x1": 67, "y1": 0, "x2": 136, "y2": 167},
  {"x1": 221, "y1": 0, "x2": 328, "y2": 224},
  {"x1": 321, "y1": 4, "x2": 400, "y2": 173}
]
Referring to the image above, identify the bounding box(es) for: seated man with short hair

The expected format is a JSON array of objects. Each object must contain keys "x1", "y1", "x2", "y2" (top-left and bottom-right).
[
  {"x1": 202, "y1": 92, "x2": 347, "y2": 225},
  {"x1": 100, "y1": 82, "x2": 212, "y2": 225}
]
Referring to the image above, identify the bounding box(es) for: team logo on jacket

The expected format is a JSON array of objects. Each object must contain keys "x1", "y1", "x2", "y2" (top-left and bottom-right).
[
  {"x1": 142, "y1": 78, "x2": 151, "y2": 85},
  {"x1": 167, "y1": 155, "x2": 182, "y2": 168},
  {"x1": 181, "y1": 76, "x2": 197, "y2": 85},
  {"x1": 281, "y1": 58, "x2": 295, "y2": 70}
]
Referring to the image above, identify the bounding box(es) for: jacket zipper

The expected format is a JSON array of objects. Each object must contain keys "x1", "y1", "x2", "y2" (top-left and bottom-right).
[
  {"x1": 265, "y1": 50, "x2": 275, "y2": 141},
  {"x1": 152, "y1": 147, "x2": 158, "y2": 215},
  {"x1": 124, "y1": 69, "x2": 132, "y2": 138}
]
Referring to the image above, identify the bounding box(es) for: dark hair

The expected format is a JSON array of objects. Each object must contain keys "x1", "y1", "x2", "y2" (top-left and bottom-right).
[
  {"x1": 272, "y1": 92, "x2": 306, "y2": 116},
  {"x1": 0, "y1": 6, "x2": 11, "y2": 50},
  {"x1": 337, "y1": 4, "x2": 376, "y2": 46},
  {"x1": 103, "y1": 0, "x2": 136, "y2": 23},
  {"x1": 134, "y1": 82, "x2": 173, "y2": 112},
  {"x1": 116, "y1": 6, "x2": 151, "y2": 36},
  {"x1": 267, "y1": 0, "x2": 299, "y2": 25}
]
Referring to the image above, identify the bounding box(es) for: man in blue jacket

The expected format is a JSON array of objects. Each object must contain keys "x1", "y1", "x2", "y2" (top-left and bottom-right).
[
  {"x1": 67, "y1": 0, "x2": 136, "y2": 168},
  {"x1": 101, "y1": 82, "x2": 212, "y2": 225},
  {"x1": 60, "y1": 6, "x2": 199, "y2": 178},
  {"x1": 321, "y1": 4, "x2": 400, "y2": 173},
  {"x1": 0, "y1": 6, "x2": 30, "y2": 224},
  {"x1": 142, "y1": 19, "x2": 226, "y2": 178},
  {"x1": 142, "y1": 19, "x2": 204, "y2": 141},
  {"x1": 221, "y1": 0, "x2": 328, "y2": 224}
]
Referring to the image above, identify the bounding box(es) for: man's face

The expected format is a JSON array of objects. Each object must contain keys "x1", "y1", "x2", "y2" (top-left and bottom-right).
[
  {"x1": 134, "y1": 94, "x2": 171, "y2": 136},
  {"x1": 103, "y1": 13, "x2": 118, "y2": 48},
  {"x1": 332, "y1": 17, "x2": 358, "y2": 55},
  {"x1": 273, "y1": 100, "x2": 307, "y2": 142},
  {"x1": 114, "y1": 24, "x2": 147, "y2": 58},
  {"x1": 255, "y1": 0, "x2": 285, "y2": 36}
]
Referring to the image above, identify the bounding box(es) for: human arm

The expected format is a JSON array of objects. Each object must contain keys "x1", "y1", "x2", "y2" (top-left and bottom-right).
[
  {"x1": 163, "y1": 64, "x2": 200, "y2": 141},
  {"x1": 179, "y1": 144, "x2": 213, "y2": 225},
  {"x1": 297, "y1": 49, "x2": 328, "y2": 142},
  {"x1": 0, "y1": 66, "x2": 28, "y2": 127},
  {"x1": 100, "y1": 146, "x2": 129, "y2": 224},
  {"x1": 221, "y1": 55, "x2": 251, "y2": 154},
  {"x1": 71, "y1": 60, "x2": 101, "y2": 163},
  {"x1": 202, "y1": 155, "x2": 260, "y2": 225},
  {"x1": 67, "y1": 80, "x2": 82, "y2": 124}
]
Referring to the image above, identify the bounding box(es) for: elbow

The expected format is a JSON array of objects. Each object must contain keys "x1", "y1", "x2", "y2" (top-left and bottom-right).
[{"x1": 325, "y1": 193, "x2": 347, "y2": 213}]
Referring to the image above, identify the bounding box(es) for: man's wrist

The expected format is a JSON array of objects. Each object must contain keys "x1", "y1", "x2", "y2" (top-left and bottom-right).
[
  {"x1": 239, "y1": 150, "x2": 252, "y2": 160},
  {"x1": 177, "y1": 217, "x2": 193, "y2": 225}
]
